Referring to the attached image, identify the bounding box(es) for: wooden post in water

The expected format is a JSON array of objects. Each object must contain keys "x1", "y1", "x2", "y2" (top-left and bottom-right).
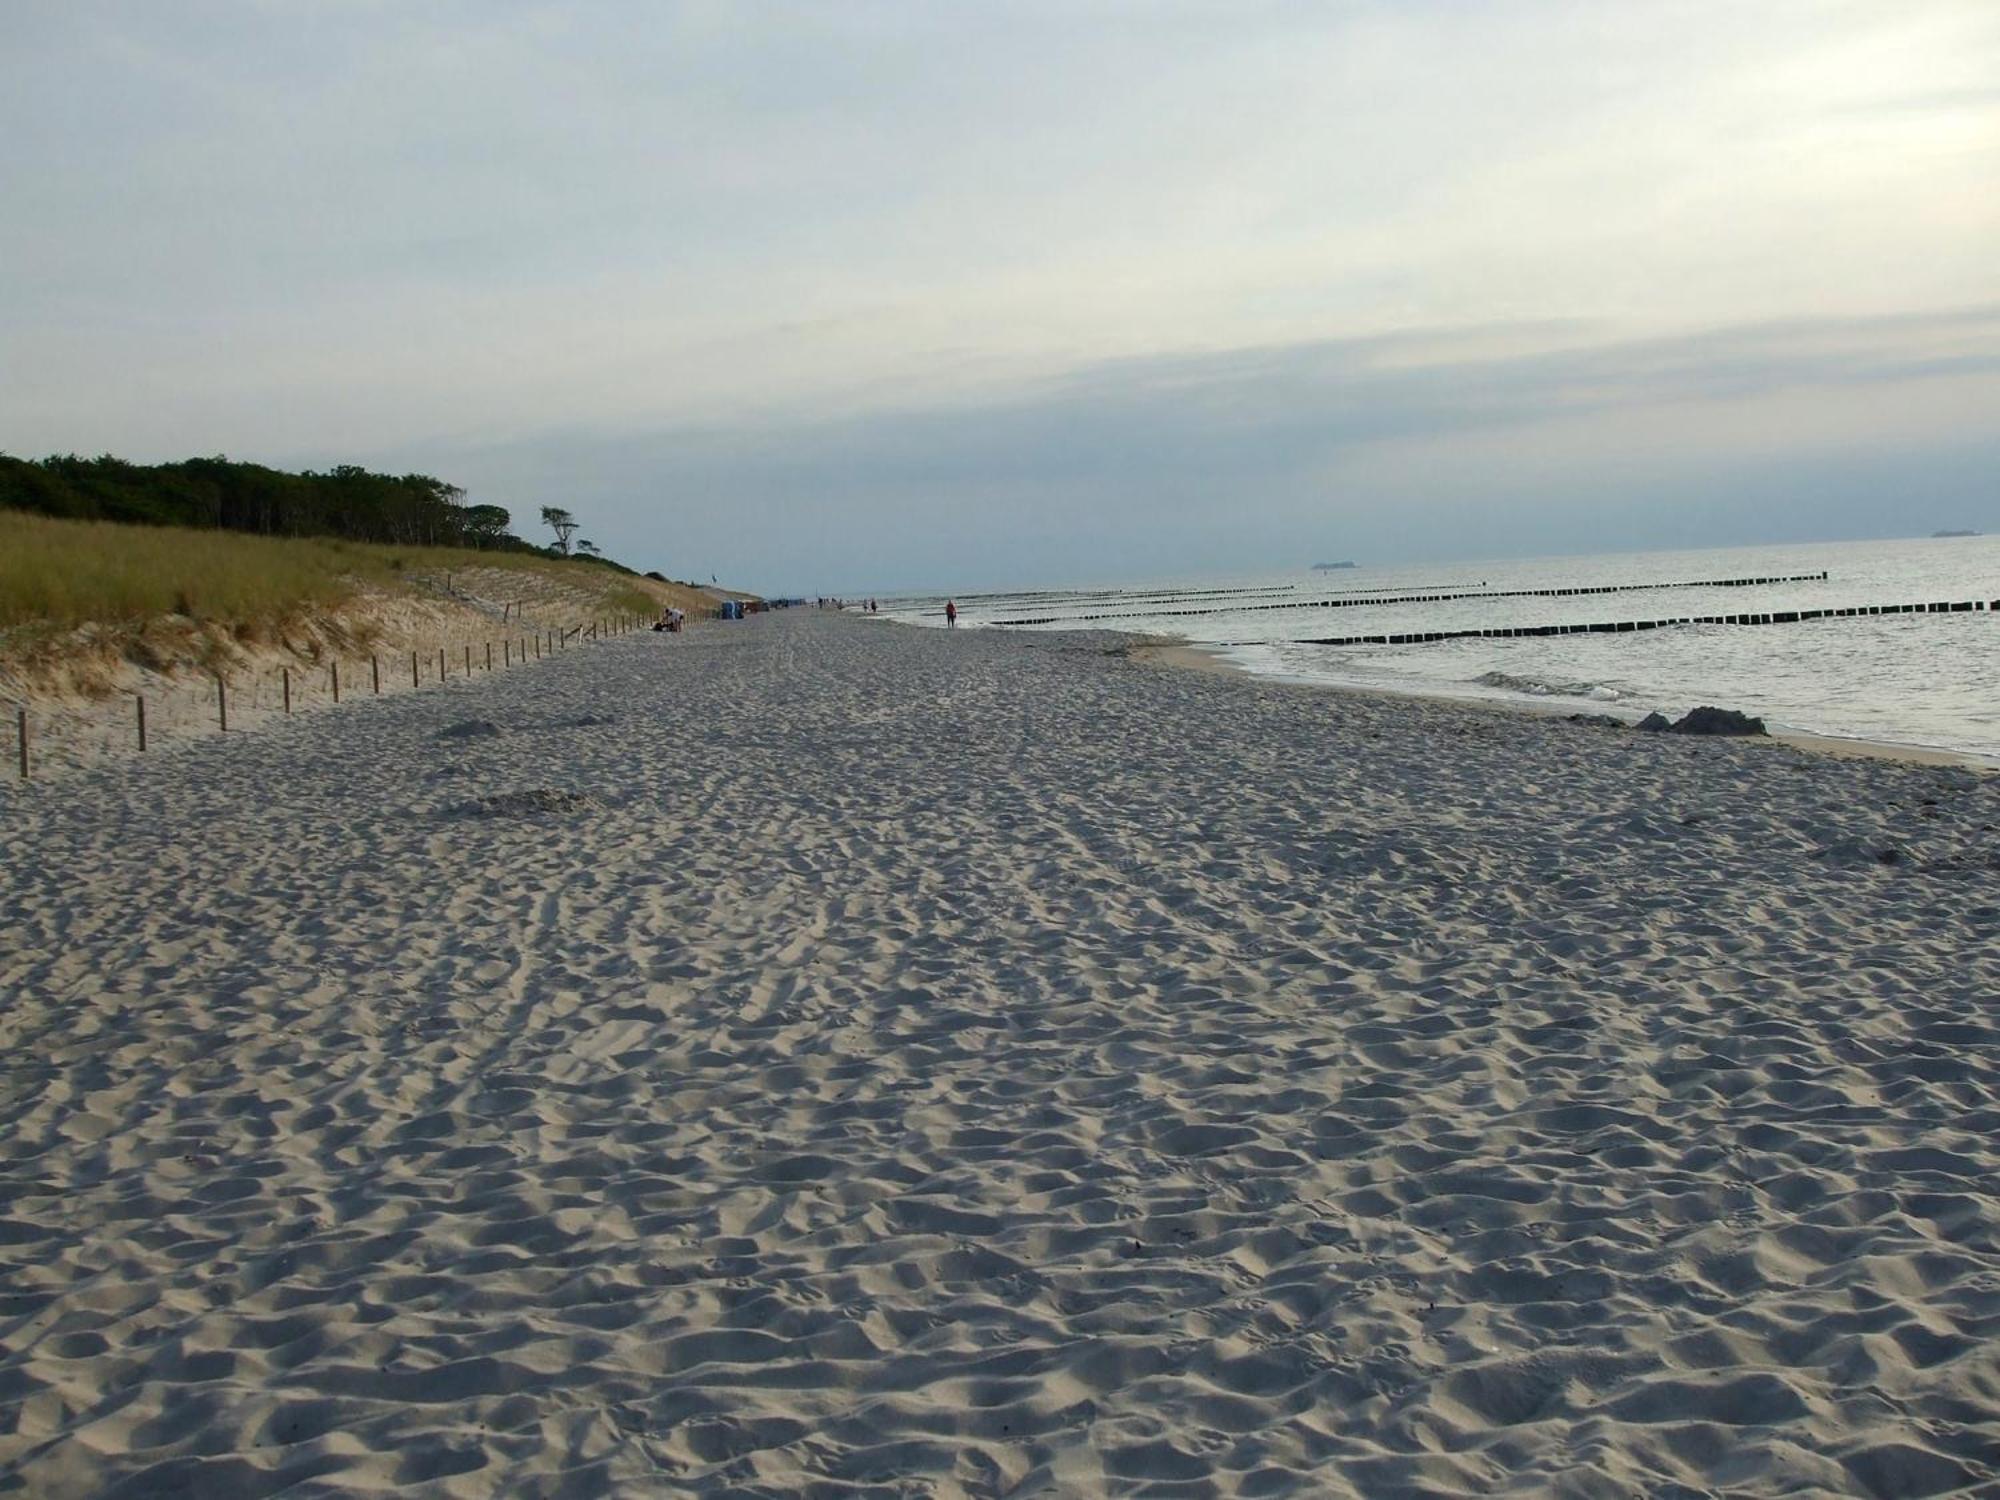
[
  {"x1": 136, "y1": 695, "x2": 147, "y2": 752},
  {"x1": 332, "y1": 661, "x2": 340, "y2": 703},
  {"x1": 282, "y1": 666, "x2": 292, "y2": 715}
]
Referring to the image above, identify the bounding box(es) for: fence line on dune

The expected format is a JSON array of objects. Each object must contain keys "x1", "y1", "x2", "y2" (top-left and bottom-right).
[{"x1": 10, "y1": 606, "x2": 712, "y2": 781}]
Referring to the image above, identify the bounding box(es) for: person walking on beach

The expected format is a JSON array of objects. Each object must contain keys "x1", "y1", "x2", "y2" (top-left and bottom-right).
[{"x1": 945, "y1": 599, "x2": 958, "y2": 628}]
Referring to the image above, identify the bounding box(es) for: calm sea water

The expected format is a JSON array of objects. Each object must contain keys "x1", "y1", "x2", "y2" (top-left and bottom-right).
[{"x1": 882, "y1": 536, "x2": 2000, "y2": 761}]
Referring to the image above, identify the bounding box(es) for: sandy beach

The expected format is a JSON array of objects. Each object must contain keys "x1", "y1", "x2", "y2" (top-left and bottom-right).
[{"x1": 2, "y1": 610, "x2": 1997, "y2": 1497}]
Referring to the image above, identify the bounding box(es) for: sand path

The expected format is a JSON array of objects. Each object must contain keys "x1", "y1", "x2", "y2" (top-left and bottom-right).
[{"x1": 2, "y1": 612, "x2": 1996, "y2": 1496}]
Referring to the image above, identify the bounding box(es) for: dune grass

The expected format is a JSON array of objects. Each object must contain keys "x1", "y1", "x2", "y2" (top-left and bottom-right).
[{"x1": 0, "y1": 511, "x2": 670, "y2": 632}]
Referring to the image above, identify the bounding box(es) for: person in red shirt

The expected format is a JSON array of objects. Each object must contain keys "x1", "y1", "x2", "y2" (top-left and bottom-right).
[{"x1": 945, "y1": 599, "x2": 958, "y2": 628}]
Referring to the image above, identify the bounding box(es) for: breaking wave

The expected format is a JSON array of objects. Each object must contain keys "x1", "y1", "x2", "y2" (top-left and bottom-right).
[{"x1": 1472, "y1": 670, "x2": 1629, "y2": 702}]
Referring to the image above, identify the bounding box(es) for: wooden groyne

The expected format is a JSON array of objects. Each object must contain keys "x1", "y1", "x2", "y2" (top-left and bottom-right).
[
  {"x1": 1296, "y1": 598, "x2": 1994, "y2": 648},
  {"x1": 993, "y1": 571, "x2": 1832, "y2": 626}
]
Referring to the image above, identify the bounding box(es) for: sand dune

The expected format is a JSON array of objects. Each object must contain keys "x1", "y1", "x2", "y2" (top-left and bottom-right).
[{"x1": 1, "y1": 613, "x2": 1996, "y2": 1496}]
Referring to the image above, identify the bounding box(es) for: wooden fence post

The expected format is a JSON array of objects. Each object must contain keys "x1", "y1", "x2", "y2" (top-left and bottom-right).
[
  {"x1": 372, "y1": 655, "x2": 381, "y2": 695},
  {"x1": 136, "y1": 695, "x2": 147, "y2": 752},
  {"x1": 504, "y1": 640, "x2": 511, "y2": 667},
  {"x1": 411, "y1": 650, "x2": 420, "y2": 689},
  {"x1": 332, "y1": 661, "x2": 340, "y2": 703},
  {"x1": 218, "y1": 676, "x2": 228, "y2": 733},
  {"x1": 283, "y1": 666, "x2": 292, "y2": 715},
  {"x1": 486, "y1": 641, "x2": 493, "y2": 671},
  {"x1": 464, "y1": 644, "x2": 472, "y2": 676},
  {"x1": 16, "y1": 707, "x2": 26, "y2": 780}
]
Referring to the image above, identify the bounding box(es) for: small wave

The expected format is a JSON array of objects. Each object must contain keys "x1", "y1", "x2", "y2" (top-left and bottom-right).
[{"x1": 1473, "y1": 670, "x2": 1627, "y2": 702}]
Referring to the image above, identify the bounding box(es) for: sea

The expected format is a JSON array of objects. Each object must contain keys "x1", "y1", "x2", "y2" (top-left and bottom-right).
[{"x1": 879, "y1": 536, "x2": 2000, "y2": 763}]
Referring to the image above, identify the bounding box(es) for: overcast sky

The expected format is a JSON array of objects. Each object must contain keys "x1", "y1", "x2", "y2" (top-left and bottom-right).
[{"x1": 4, "y1": 1, "x2": 1996, "y2": 590}]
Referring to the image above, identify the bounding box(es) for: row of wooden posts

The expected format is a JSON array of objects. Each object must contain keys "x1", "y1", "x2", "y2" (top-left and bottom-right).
[
  {"x1": 14, "y1": 613, "x2": 647, "y2": 780},
  {"x1": 991, "y1": 570, "x2": 1836, "y2": 626},
  {"x1": 1296, "y1": 597, "x2": 1998, "y2": 648}
]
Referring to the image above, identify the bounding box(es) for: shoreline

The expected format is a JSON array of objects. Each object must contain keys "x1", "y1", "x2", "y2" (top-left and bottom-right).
[{"x1": 1132, "y1": 635, "x2": 1999, "y2": 772}]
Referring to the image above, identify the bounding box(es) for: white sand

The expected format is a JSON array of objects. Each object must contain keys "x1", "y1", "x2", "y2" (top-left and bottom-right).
[{"x1": 1, "y1": 612, "x2": 1996, "y2": 1496}]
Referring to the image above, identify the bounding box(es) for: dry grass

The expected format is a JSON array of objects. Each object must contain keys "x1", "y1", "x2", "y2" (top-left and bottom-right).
[
  {"x1": 0, "y1": 512, "x2": 357, "y2": 631},
  {"x1": 0, "y1": 511, "x2": 695, "y2": 634}
]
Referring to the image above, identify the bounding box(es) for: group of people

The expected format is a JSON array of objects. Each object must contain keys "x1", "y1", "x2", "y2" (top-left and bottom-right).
[{"x1": 662, "y1": 596, "x2": 954, "y2": 628}]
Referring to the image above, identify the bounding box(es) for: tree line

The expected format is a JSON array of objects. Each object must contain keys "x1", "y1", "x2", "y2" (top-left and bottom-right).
[{"x1": 0, "y1": 452, "x2": 538, "y2": 552}]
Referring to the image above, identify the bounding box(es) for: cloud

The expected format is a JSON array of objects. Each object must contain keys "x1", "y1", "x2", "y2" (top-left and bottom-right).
[
  {"x1": 3, "y1": 3, "x2": 1996, "y2": 585},
  {"x1": 419, "y1": 304, "x2": 2000, "y2": 588}
]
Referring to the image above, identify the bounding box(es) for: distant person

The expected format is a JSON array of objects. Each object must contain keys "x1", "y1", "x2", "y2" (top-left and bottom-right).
[{"x1": 945, "y1": 599, "x2": 958, "y2": 628}]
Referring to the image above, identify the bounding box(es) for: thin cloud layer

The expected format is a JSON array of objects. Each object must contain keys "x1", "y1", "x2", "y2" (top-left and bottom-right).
[
  {"x1": 426, "y1": 306, "x2": 2000, "y2": 587},
  {"x1": 2, "y1": 2, "x2": 1996, "y2": 586}
]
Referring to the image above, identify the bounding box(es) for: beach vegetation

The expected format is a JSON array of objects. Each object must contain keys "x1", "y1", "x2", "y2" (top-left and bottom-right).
[
  {"x1": 540, "y1": 506, "x2": 580, "y2": 555},
  {"x1": 0, "y1": 510, "x2": 667, "y2": 633},
  {"x1": 0, "y1": 452, "x2": 532, "y2": 552}
]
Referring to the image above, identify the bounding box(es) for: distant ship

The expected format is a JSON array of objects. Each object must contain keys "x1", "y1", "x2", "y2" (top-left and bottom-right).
[
  {"x1": 1312, "y1": 560, "x2": 1358, "y2": 571},
  {"x1": 1932, "y1": 529, "x2": 1981, "y2": 538}
]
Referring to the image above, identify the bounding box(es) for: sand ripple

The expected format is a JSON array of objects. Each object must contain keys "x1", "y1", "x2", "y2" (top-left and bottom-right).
[{"x1": 2, "y1": 614, "x2": 1997, "y2": 1495}]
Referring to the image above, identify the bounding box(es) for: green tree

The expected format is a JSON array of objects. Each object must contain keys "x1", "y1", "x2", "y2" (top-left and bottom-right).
[
  {"x1": 464, "y1": 504, "x2": 513, "y2": 548},
  {"x1": 541, "y1": 506, "x2": 579, "y2": 555}
]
